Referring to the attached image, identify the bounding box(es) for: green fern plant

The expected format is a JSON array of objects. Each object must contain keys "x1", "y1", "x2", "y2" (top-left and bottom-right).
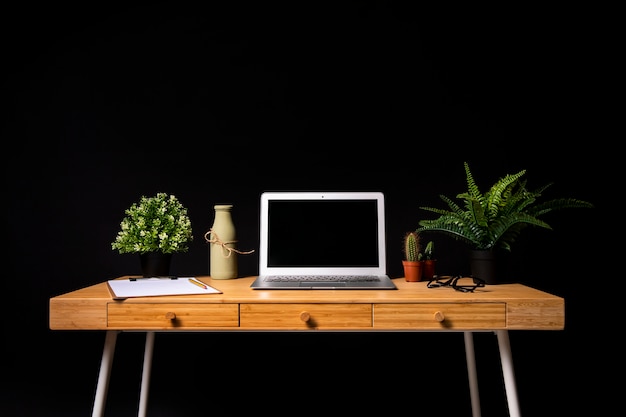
[
  {"x1": 403, "y1": 231, "x2": 422, "y2": 262},
  {"x1": 416, "y1": 162, "x2": 594, "y2": 251}
]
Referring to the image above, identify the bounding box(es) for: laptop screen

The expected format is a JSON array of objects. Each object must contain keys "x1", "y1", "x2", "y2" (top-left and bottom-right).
[
  {"x1": 259, "y1": 191, "x2": 387, "y2": 276},
  {"x1": 268, "y1": 199, "x2": 379, "y2": 267}
]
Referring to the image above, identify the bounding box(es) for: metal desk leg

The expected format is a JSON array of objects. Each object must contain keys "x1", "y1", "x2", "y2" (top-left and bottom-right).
[
  {"x1": 496, "y1": 330, "x2": 521, "y2": 417},
  {"x1": 137, "y1": 331, "x2": 155, "y2": 417},
  {"x1": 92, "y1": 330, "x2": 119, "y2": 417},
  {"x1": 464, "y1": 332, "x2": 482, "y2": 417}
]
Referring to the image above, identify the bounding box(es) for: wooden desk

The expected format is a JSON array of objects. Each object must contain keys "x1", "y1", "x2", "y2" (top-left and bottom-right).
[{"x1": 50, "y1": 276, "x2": 564, "y2": 417}]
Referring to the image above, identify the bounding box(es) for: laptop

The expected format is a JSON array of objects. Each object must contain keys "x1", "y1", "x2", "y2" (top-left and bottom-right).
[{"x1": 250, "y1": 191, "x2": 397, "y2": 290}]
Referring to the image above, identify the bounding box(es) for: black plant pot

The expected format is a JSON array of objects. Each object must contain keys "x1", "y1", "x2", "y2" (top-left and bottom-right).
[
  {"x1": 468, "y1": 249, "x2": 512, "y2": 285},
  {"x1": 140, "y1": 252, "x2": 172, "y2": 277}
]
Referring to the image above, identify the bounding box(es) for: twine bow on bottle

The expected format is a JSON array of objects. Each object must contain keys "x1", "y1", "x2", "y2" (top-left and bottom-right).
[{"x1": 204, "y1": 229, "x2": 255, "y2": 258}]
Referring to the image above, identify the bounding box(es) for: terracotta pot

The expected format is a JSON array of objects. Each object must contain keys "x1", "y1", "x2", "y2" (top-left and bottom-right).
[
  {"x1": 402, "y1": 260, "x2": 424, "y2": 282},
  {"x1": 423, "y1": 259, "x2": 437, "y2": 280}
]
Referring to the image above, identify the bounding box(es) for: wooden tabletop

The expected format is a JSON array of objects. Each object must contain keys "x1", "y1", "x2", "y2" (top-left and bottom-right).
[{"x1": 49, "y1": 276, "x2": 564, "y2": 331}]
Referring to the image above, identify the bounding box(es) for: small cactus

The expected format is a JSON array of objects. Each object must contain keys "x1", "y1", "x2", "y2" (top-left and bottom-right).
[
  {"x1": 423, "y1": 240, "x2": 434, "y2": 260},
  {"x1": 403, "y1": 231, "x2": 421, "y2": 262}
]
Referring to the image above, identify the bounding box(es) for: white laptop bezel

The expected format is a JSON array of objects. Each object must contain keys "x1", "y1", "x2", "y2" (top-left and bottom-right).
[{"x1": 258, "y1": 191, "x2": 387, "y2": 276}]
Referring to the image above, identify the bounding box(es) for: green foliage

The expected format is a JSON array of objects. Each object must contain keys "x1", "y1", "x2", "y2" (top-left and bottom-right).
[
  {"x1": 111, "y1": 192, "x2": 193, "y2": 254},
  {"x1": 416, "y1": 162, "x2": 594, "y2": 251},
  {"x1": 403, "y1": 231, "x2": 421, "y2": 261}
]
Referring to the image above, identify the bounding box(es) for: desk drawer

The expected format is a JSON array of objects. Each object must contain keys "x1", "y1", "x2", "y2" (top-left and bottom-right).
[
  {"x1": 374, "y1": 303, "x2": 506, "y2": 329},
  {"x1": 240, "y1": 304, "x2": 372, "y2": 329},
  {"x1": 107, "y1": 303, "x2": 239, "y2": 328}
]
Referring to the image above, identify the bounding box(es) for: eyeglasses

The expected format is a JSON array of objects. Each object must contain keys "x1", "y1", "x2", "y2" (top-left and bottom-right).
[{"x1": 427, "y1": 275, "x2": 486, "y2": 293}]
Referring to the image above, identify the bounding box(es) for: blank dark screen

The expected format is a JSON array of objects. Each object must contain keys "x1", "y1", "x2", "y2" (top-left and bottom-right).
[{"x1": 267, "y1": 199, "x2": 379, "y2": 267}]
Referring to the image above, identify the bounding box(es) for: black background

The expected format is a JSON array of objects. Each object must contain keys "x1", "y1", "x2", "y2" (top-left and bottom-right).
[{"x1": 2, "y1": 2, "x2": 614, "y2": 416}]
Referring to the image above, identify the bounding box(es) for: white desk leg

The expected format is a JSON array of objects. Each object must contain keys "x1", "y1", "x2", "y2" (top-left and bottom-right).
[
  {"x1": 137, "y1": 331, "x2": 155, "y2": 417},
  {"x1": 464, "y1": 331, "x2": 482, "y2": 417},
  {"x1": 92, "y1": 330, "x2": 119, "y2": 417},
  {"x1": 496, "y1": 330, "x2": 521, "y2": 417}
]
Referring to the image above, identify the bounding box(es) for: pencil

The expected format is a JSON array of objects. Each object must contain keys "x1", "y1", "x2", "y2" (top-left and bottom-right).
[{"x1": 188, "y1": 278, "x2": 207, "y2": 290}]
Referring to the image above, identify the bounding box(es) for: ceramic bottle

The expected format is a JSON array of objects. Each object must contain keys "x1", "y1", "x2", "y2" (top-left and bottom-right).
[{"x1": 209, "y1": 204, "x2": 238, "y2": 279}]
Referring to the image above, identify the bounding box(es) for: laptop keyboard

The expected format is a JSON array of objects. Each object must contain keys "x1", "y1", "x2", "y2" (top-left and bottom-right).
[{"x1": 265, "y1": 275, "x2": 382, "y2": 282}]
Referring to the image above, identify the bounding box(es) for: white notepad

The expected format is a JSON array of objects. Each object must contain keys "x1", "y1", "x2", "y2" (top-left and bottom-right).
[{"x1": 107, "y1": 277, "x2": 221, "y2": 299}]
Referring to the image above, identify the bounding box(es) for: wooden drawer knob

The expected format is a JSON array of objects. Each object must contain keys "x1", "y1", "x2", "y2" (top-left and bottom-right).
[
  {"x1": 434, "y1": 311, "x2": 445, "y2": 322},
  {"x1": 300, "y1": 311, "x2": 311, "y2": 322},
  {"x1": 165, "y1": 312, "x2": 176, "y2": 320}
]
